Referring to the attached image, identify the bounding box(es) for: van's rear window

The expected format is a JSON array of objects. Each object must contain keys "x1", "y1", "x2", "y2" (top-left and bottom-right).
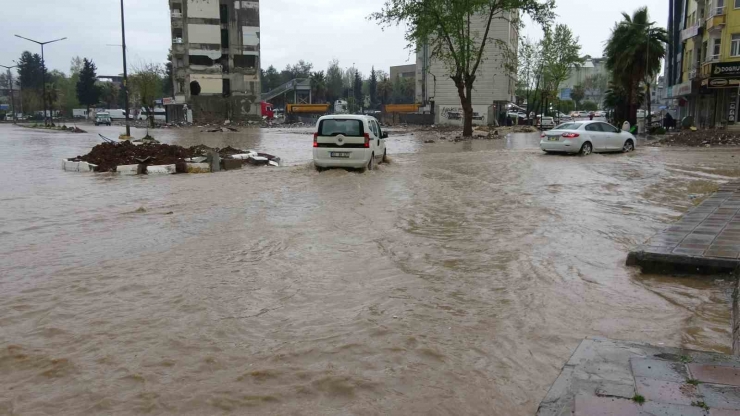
[{"x1": 319, "y1": 119, "x2": 364, "y2": 137}]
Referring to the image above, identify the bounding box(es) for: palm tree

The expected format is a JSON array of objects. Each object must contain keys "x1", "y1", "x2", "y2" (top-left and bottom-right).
[
  {"x1": 310, "y1": 71, "x2": 327, "y2": 103},
  {"x1": 605, "y1": 7, "x2": 668, "y2": 125}
]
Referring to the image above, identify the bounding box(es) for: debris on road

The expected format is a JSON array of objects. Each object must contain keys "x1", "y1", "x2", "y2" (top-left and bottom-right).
[
  {"x1": 647, "y1": 130, "x2": 740, "y2": 147},
  {"x1": 64, "y1": 141, "x2": 281, "y2": 174}
]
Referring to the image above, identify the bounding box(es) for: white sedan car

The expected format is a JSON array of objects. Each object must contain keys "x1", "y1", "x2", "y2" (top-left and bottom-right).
[{"x1": 540, "y1": 121, "x2": 636, "y2": 155}]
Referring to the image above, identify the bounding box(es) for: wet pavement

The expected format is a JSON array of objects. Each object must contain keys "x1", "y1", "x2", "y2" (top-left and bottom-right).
[
  {"x1": 2, "y1": 122, "x2": 740, "y2": 415},
  {"x1": 538, "y1": 337, "x2": 740, "y2": 415}
]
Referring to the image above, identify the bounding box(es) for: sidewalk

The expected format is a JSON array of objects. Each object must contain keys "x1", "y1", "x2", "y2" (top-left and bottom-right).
[
  {"x1": 628, "y1": 182, "x2": 740, "y2": 273},
  {"x1": 537, "y1": 337, "x2": 740, "y2": 415}
]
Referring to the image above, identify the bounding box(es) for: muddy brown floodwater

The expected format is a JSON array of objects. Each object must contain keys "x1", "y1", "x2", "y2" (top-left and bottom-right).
[{"x1": 1, "y1": 122, "x2": 740, "y2": 415}]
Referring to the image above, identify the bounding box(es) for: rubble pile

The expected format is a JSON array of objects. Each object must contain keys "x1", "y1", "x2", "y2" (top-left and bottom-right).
[
  {"x1": 67, "y1": 141, "x2": 280, "y2": 173},
  {"x1": 648, "y1": 130, "x2": 740, "y2": 147}
]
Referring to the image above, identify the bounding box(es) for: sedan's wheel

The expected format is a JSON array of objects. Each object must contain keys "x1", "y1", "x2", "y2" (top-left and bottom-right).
[
  {"x1": 579, "y1": 142, "x2": 592, "y2": 156},
  {"x1": 622, "y1": 140, "x2": 634, "y2": 153}
]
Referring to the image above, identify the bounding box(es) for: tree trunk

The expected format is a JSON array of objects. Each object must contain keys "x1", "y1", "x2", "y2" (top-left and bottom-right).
[
  {"x1": 455, "y1": 80, "x2": 474, "y2": 137},
  {"x1": 646, "y1": 82, "x2": 652, "y2": 127}
]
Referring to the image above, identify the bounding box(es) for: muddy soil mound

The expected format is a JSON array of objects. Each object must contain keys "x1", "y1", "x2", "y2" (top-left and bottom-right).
[
  {"x1": 74, "y1": 142, "x2": 195, "y2": 172},
  {"x1": 648, "y1": 130, "x2": 740, "y2": 147}
]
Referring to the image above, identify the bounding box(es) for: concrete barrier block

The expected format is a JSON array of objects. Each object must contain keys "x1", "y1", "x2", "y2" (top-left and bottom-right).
[
  {"x1": 231, "y1": 152, "x2": 258, "y2": 160},
  {"x1": 221, "y1": 159, "x2": 244, "y2": 171},
  {"x1": 116, "y1": 164, "x2": 142, "y2": 175},
  {"x1": 62, "y1": 160, "x2": 80, "y2": 171},
  {"x1": 186, "y1": 163, "x2": 211, "y2": 173},
  {"x1": 146, "y1": 164, "x2": 176, "y2": 174},
  {"x1": 62, "y1": 160, "x2": 97, "y2": 172}
]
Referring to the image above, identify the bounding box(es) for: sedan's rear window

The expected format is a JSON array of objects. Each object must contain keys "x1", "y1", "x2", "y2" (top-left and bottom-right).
[
  {"x1": 319, "y1": 119, "x2": 364, "y2": 137},
  {"x1": 554, "y1": 123, "x2": 581, "y2": 130}
]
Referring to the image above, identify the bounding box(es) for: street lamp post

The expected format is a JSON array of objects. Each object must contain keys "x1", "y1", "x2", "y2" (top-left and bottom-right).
[
  {"x1": 120, "y1": 0, "x2": 131, "y2": 137},
  {"x1": 0, "y1": 64, "x2": 19, "y2": 123},
  {"x1": 14, "y1": 34, "x2": 67, "y2": 125}
]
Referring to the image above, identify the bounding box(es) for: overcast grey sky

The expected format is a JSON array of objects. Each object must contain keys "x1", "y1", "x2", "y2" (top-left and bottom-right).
[{"x1": 0, "y1": 0, "x2": 667, "y2": 78}]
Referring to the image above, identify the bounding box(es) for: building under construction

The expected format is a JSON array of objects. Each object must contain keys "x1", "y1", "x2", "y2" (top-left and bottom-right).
[{"x1": 167, "y1": 0, "x2": 261, "y2": 122}]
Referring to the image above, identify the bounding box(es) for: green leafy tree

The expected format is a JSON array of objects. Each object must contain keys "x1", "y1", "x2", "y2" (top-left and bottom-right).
[
  {"x1": 98, "y1": 82, "x2": 120, "y2": 109},
  {"x1": 376, "y1": 71, "x2": 392, "y2": 106},
  {"x1": 130, "y1": 63, "x2": 163, "y2": 128},
  {"x1": 372, "y1": 0, "x2": 554, "y2": 136},
  {"x1": 581, "y1": 101, "x2": 598, "y2": 111},
  {"x1": 369, "y1": 67, "x2": 378, "y2": 109},
  {"x1": 263, "y1": 65, "x2": 281, "y2": 92},
  {"x1": 163, "y1": 51, "x2": 173, "y2": 96},
  {"x1": 541, "y1": 24, "x2": 583, "y2": 113},
  {"x1": 76, "y1": 58, "x2": 100, "y2": 114},
  {"x1": 517, "y1": 36, "x2": 542, "y2": 116},
  {"x1": 326, "y1": 59, "x2": 344, "y2": 104},
  {"x1": 605, "y1": 7, "x2": 667, "y2": 125},
  {"x1": 354, "y1": 70, "x2": 363, "y2": 109},
  {"x1": 570, "y1": 85, "x2": 585, "y2": 109}
]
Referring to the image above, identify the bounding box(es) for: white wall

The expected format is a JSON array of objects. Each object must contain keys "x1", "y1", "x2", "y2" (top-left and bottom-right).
[
  {"x1": 188, "y1": 24, "x2": 220, "y2": 44},
  {"x1": 190, "y1": 74, "x2": 223, "y2": 94},
  {"x1": 187, "y1": 0, "x2": 219, "y2": 18},
  {"x1": 419, "y1": 13, "x2": 517, "y2": 107}
]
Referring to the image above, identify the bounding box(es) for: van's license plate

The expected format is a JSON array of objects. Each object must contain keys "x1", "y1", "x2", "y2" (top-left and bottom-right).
[{"x1": 330, "y1": 152, "x2": 350, "y2": 158}]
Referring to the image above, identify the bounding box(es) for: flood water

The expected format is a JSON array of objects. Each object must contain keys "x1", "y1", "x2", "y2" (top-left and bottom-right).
[{"x1": 1, "y1": 122, "x2": 740, "y2": 415}]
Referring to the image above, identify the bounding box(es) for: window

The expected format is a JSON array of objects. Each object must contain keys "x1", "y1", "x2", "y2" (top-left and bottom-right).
[
  {"x1": 222, "y1": 79, "x2": 231, "y2": 97},
  {"x1": 172, "y1": 28, "x2": 183, "y2": 43},
  {"x1": 220, "y1": 4, "x2": 228, "y2": 23},
  {"x1": 189, "y1": 55, "x2": 213, "y2": 66},
  {"x1": 585, "y1": 124, "x2": 601, "y2": 132},
  {"x1": 234, "y1": 55, "x2": 256, "y2": 69},
  {"x1": 703, "y1": 41, "x2": 709, "y2": 61},
  {"x1": 221, "y1": 29, "x2": 229, "y2": 48},
  {"x1": 732, "y1": 34, "x2": 740, "y2": 56},
  {"x1": 598, "y1": 123, "x2": 619, "y2": 133},
  {"x1": 714, "y1": 38, "x2": 722, "y2": 58},
  {"x1": 190, "y1": 81, "x2": 201, "y2": 96},
  {"x1": 319, "y1": 119, "x2": 364, "y2": 137},
  {"x1": 176, "y1": 80, "x2": 184, "y2": 93},
  {"x1": 175, "y1": 55, "x2": 184, "y2": 68},
  {"x1": 368, "y1": 121, "x2": 378, "y2": 137},
  {"x1": 736, "y1": 0, "x2": 740, "y2": 8}
]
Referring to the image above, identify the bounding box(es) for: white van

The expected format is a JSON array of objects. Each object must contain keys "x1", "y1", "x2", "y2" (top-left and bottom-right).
[
  {"x1": 138, "y1": 107, "x2": 166, "y2": 122},
  {"x1": 107, "y1": 109, "x2": 128, "y2": 120},
  {"x1": 313, "y1": 115, "x2": 388, "y2": 172}
]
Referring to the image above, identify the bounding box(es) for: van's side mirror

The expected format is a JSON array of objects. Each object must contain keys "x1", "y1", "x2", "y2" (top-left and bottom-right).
[{"x1": 382, "y1": 132, "x2": 389, "y2": 139}]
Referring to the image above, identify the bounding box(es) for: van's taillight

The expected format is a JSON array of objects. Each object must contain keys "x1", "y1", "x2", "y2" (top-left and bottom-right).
[
  {"x1": 313, "y1": 132, "x2": 318, "y2": 147},
  {"x1": 364, "y1": 132, "x2": 370, "y2": 148},
  {"x1": 540, "y1": 133, "x2": 546, "y2": 138},
  {"x1": 562, "y1": 133, "x2": 579, "y2": 138}
]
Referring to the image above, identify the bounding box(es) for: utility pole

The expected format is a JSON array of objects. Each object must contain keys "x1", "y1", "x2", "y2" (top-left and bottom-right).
[
  {"x1": 121, "y1": 0, "x2": 131, "y2": 137},
  {"x1": 14, "y1": 35, "x2": 66, "y2": 125},
  {"x1": 0, "y1": 64, "x2": 19, "y2": 123}
]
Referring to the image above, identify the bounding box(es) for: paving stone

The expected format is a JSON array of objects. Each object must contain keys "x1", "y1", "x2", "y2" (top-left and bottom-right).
[
  {"x1": 679, "y1": 243, "x2": 712, "y2": 250},
  {"x1": 689, "y1": 365, "x2": 740, "y2": 387},
  {"x1": 635, "y1": 377, "x2": 701, "y2": 406},
  {"x1": 631, "y1": 358, "x2": 689, "y2": 382},
  {"x1": 595, "y1": 382, "x2": 636, "y2": 399},
  {"x1": 574, "y1": 395, "x2": 640, "y2": 416},
  {"x1": 700, "y1": 384, "x2": 740, "y2": 410},
  {"x1": 672, "y1": 248, "x2": 707, "y2": 256},
  {"x1": 710, "y1": 409, "x2": 740, "y2": 416},
  {"x1": 705, "y1": 250, "x2": 740, "y2": 259},
  {"x1": 639, "y1": 402, "x2": 710, "y2": 416}
]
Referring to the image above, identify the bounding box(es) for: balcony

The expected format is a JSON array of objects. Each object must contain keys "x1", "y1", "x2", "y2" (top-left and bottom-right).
[
  {"x1": 681, "y1": 25, "x2": 702, "y2": 41},
  {"x1": 173, "y1": 38, "x2": 183, "y2": 44},
  {"x1": 706, "y1": 6, "x2": 726, "y2": 32},
  {"x1": 171, "y1": 11, "x2": 182, "y2": 18},
  {"x1": 701, "y1": 56, "x2": 721, "y2": 78}
]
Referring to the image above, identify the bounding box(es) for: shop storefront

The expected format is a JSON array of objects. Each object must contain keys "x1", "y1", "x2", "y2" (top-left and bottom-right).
[{"x1": 698, "y1": 63, "x2": 740, "y2": 128}]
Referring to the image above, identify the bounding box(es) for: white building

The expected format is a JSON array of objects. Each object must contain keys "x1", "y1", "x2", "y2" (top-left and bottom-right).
[{"x1": 415, "y1": 12, "x2": 519, "y2": 126}]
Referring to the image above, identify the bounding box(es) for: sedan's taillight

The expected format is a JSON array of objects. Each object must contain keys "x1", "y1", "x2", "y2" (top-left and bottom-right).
[
  {"x1": 561, "y1": 133, "x2": 580, "y2": 138},
  {"x1": 313, "y1": 132, "x2": 318, "y2": 148}
]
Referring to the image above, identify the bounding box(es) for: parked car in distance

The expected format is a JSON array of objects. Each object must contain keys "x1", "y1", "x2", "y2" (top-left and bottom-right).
[
  {"x1": 577, "y1": 111, "x2": 589, "y2": 118},
  {"x1": 313, "y1": 115, "x2": 388, "y2": 172},
  {"x1": 540, "y1": 121, "x2": 636, "y2": 155},
  {"x1": 95, "y1": 112, "x2": 112, "y2": 126},
  {"x1": 539, "y1": 116, "x2": 556, "y2": 129}
]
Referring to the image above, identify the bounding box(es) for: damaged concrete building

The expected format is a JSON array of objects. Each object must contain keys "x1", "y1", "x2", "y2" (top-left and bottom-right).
[{"x1": 167, "y1": 0, "x2": 261, "y2": 123}]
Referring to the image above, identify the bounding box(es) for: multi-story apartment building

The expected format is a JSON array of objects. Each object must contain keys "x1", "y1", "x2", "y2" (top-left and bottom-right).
[
  {"x1": 671, "y1": 0, "x2": 740, "y2": 128},
  {"x1": 167, "y1": 0, "x2": 261, "y2": 123},
  {"x1": 415, "y1": 12, "x2": 518, "y2": 126}
]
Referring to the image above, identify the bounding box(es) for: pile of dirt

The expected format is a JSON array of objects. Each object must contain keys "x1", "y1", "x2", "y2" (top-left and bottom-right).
[
  {"x1": 71, "y1": 142, "x2": 263, "y2": 173},
  {"x1": 647, "y1": 130, "x2": 740, "y2": 147}
]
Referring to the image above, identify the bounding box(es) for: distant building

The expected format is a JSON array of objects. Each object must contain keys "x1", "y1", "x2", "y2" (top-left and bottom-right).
[
  {"x1": 558, "y1": 57, "x2": 609, "y2": 108},
  {"x1": 415, "y1": 12, "x2": 519, "y2": 126},
  {"x1": 390, "y1": 64, "x2": 416, "y2": 81},
  {"x1": 168, "y1": 0, "x2": 261, "y2": 122}
]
